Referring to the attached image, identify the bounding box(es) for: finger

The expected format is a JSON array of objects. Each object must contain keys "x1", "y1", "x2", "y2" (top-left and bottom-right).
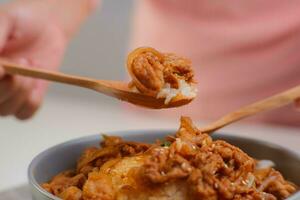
[
  {"x1": 17, "y1": 79, "x2": 47, "y2": 120},
  {"x1": 0, "y1": 13, "x2": 11, "y2": 52},
  {"x1": 15, "y1": 80, "x2": 46, "y2": 120},
  {"x1": 0, "y1": 75, "x2": 20, "y2": 103},
  {"x1": 295, "y1": 98, "x2": 300, "y2": 111},
  {"x1": 0, "y1": 65, "x2": 5, "y2": 79},
  {"x1": 0, "y1": 77, "x2": 34, "y2": 116},
  {"x1": 1, "y1": 57, "x2": 42, "y2": 119},
  {"x1": 0, "y1": 57, "x2": 30, "y2": 103}
]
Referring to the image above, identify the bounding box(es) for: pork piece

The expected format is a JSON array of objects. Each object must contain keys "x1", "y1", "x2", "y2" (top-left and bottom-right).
[
  {"x1": 42, "y1": 170, "x2": 86, "y2": 196},
  {"x1": 58, "y1": 186, "x2": 82, "y2": 200},
  {"x1": 254, "y1": 167, "x2": 298, "y2": 199},
  {"x1": 82, "y1": 172, "x2": 115, "y2": 200}
]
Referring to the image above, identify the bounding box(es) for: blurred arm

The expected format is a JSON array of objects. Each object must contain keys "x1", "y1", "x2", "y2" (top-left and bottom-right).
[
  {"x1": 48, "y1": 0, "x2": 101, "y2": 38},
  {"x1": 6, "y1": 0, "x2": 101, "y2": 39}
]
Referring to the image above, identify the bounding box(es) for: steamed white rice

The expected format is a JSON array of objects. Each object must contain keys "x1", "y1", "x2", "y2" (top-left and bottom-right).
[
  {"x1": 157, "y1": 79, "x2": 197, "y2": 104},
  {"x1": 256, "y1": 160, "x2": 275, "y2": 169}
]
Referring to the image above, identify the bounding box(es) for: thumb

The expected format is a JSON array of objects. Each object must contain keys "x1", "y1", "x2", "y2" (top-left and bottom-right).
[
  {"x1": 0, "y1": 13, "x2": 11, "y2": 52},
  {"x1": 0, "y1": 14, "x2": 12, "y2": 79}
]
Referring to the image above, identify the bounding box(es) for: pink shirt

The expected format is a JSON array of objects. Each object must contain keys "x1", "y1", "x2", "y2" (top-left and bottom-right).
[{"x1": 129, "y1": 0, "x2": 300, "y2": 126}]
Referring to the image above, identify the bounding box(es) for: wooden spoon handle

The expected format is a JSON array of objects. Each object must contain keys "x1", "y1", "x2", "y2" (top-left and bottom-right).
[
  {"x1": 0, "y1": 59, "x2": 97, "y2": 89},
  {"x1": 200, "y1": 85, "x2": 300, "y2": 133}
]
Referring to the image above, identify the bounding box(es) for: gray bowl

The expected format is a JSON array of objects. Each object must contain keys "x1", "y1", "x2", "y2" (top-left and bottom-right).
[{"x1": 28, "y1": 130, "x2": 300, "y2": 200}]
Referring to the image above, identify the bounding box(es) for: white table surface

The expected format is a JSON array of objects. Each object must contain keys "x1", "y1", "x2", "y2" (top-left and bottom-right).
[{"x1": 0, "y1": 94, "x2": 299, "y2": 193}]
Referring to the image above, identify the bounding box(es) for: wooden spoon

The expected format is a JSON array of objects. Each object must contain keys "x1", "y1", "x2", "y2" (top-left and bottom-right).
[
  {"x1": 200, "y1": 85, "x2": 300, "y2": 134},
  {"x1": 0, "y1": 59, "x2": 193, "y2": 109}
]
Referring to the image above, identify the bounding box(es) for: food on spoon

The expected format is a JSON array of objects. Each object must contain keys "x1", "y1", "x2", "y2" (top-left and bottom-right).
[
  {"x1": 127, "y1": 47, "x2": 197, "y2": 104},
  {"x1": 42, "y1": 117, "x2": 298, "y2": 200}
]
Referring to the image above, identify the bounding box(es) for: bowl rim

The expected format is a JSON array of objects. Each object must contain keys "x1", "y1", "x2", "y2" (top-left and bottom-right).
[{"x1": 28, "y1": 129, "x2": 300, "y2": 199}]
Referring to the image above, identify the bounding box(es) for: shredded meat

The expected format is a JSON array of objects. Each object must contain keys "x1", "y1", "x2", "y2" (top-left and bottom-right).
[
  {"x1": 42, "y1": 117, "x2": 298, "y2": 200},
  {"x1": 254, "y1": 168, "x2": 297, "y2": 199},
  {"x1": 41, "y1": 170, "x2": 86, "y2": 196},
  {"x1": 139, "y1": 117, "x2": 260, "y2": 199},
  {"x1": 163, "y1": 53, "x2": 194, "y2": 88},
  {"x1": 127, "y1": 47, "x2": 195, "y2": 96}
]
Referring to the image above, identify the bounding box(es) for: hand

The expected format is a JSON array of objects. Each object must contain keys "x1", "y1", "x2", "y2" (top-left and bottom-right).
[
  {"x1": 0, "y1": 0, "x2": 96, "y2": 120},
  {"x1": 0, "y1": 2, "x2": 67, "y2": 120}
]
